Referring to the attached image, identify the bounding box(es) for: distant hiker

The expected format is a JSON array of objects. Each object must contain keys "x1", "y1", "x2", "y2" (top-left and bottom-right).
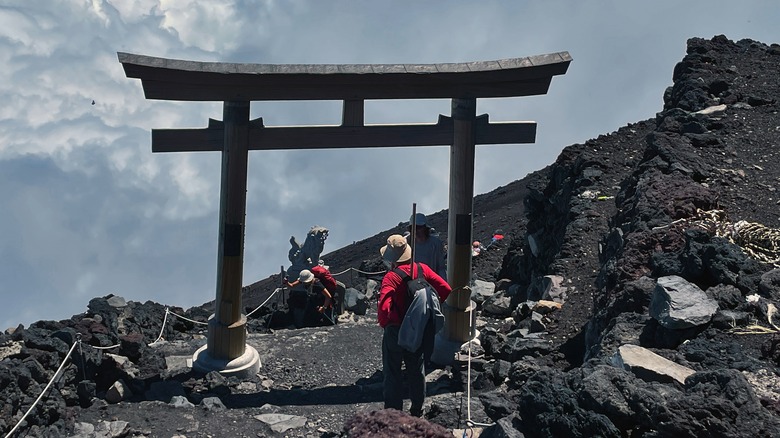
[
  {"x1": 485, "y1": 229, "x2": 505, "y2": 250},
  {"x1": 471, "y1": 241, "x2": 485, "y2": 257},
  {"x1": 406, "y1": 213, "x2": 447, "y2": 280},
  {"x1": 378, "y1": 234, "x2": 451, "y2": 417},
  {"x1": 286, "y1": 265, "x2": 341, "y2": 326}
]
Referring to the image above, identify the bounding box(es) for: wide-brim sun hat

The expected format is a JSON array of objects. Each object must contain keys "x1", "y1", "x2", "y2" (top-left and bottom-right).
[
  {"x1": 380, "y1": 234, "x2": 412, "y2": 264},
  {"x1": 298, "y1": 269, "x2": 315, "y2": 284}
]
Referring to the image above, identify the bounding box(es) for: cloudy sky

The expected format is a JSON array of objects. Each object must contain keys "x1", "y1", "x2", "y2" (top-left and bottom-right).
[{"x1": 1, "y1": 1, "x2": 778, "y2": 329}]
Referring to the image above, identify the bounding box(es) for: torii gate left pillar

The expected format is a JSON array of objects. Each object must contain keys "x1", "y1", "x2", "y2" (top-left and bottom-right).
[{"x1": 191, "y1": 101, "x2": 260, "y2": 376}]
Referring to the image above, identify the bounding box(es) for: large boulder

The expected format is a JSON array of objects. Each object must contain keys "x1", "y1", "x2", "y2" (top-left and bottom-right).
[{"x1": 650, "y1": 275, "x2": 718, "y2": 329}]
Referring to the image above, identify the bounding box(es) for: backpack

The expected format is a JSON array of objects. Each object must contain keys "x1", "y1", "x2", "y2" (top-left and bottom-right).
[{"x1": 393, "y1": 263, "x2": 444, "y2": 352}]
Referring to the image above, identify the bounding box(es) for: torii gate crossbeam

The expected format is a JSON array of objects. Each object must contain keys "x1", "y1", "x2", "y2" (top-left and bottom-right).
[{"x1": 119, "y1": 51, "x2": 570, "y2": 376}]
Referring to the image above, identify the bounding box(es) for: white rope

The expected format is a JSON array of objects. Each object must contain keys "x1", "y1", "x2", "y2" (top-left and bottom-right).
[
  {"x1": 464, "y1": 324, "x2": 495, "y2": 429},
  {"x1": 246, "y1": 287, "x2": 283, "y2": 318},
  {"x1": 167, "y1": 311, "x2": 209, "y2": 326},
  {"x1": 329, "y1": 266, "x2": 387, "y2": 276},
  {"x1": 349, "y1": 267, "x2": 387, "y2": 276},
  {"x1": 147, "y1": 308, "x2": 209, "y2": 346},
  {"x1": 89, "y1": 343, "x2": 121, "y2": 350},
  {"x1": 4, "y1": 336, "x2": 80, "y2": 438},
  {"x1": 148, "y1": 308, "x2": 171, "y2": 346}
]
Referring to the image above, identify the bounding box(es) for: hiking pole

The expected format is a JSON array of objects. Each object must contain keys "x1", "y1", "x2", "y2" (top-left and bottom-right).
[
  {"x1": 319, "y1": 305, "x2": 336, "y2": 325},
  {"x1": 280, "y1": 265, "x2": 286, "y2": 306},
  {"x1": 410, "y1": 203, "x2": 417, "y2": 279}
]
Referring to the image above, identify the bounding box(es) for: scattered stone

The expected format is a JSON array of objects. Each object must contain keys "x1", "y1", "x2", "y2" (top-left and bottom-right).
[
  {"x1": 534, "y1": 300, "x2": 562, "y2": 314},
  {"x1": 200, "y1": 396, "x2": 226, "y2": 411},
  {"x1": 612, "y1": 344, "x2": 695, "y2": 384},
  {"x1": 106, "y1": 295, "x2": 127, "y2": 308},
  {"x1": 483, "y1": 291, "x2": 513, "y2": 317},
  {"x1": 105, "y1": 353, "x2": 139, "y2": 379},
  {"x1": 105, "y1": 379, "x2": 132, "y2": 404},
  {"x1": 711, "y1": 309, "x2": 752, "y2": 329},
  {"x1": 170, "y1": 395, "x2": 194, "y2": 408},
  {"x1": 254, "y1": 413, "x2": 307, "y2": 433},
  {"x1": 541, "y1": 275, "x2": 567, "y2": 304},
  {"x1": 695, "y1": 104, "x2": 727, "y2": 115},
  {"x1": 471, "y1": 279, "x2": 497, "y2": 306},
  {"x1": 365, "y1": 279, "x2": 378, "y2": 299},
  {"x1": 529, "y1": 312, "x2": 546, "y2": 333},
  {"x1": 0, "y1": 341, "x2": 23, "y2": 361},
  {"x1": 343, "y1": 287, "x2": 368, "y2": 315},
  {"x1": 480, "y1": 415, "x2": 525, "y2": 438}
]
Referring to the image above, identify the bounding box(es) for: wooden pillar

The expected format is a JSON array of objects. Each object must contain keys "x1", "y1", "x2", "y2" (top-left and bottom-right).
[
  {"x1": 447, "y1": 98, "x2": 476, "y2": 291},
  {"x1": 208, "y1": 100, "x2": 250, "y2": 360},
  {"x1": 440, "y1": 98, "x2": 477, "y2": 345}
]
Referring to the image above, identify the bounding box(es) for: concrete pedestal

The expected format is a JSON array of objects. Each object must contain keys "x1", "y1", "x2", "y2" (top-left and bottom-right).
[
  {"x1": 433, "y1": 297, "x2": 478, "y2": 366},
  {"x1": 192, "y1": 343, "x2": 261, "y2": 379}
]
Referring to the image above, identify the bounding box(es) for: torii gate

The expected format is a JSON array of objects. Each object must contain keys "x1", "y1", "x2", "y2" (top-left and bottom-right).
[{"x1": 119, "y1": 52, "x2": 570, "y2": 376}]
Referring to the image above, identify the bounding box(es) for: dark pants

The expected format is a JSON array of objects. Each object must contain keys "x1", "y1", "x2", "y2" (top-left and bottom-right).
[{"x1": 382, "y1": 325, "x2": 425, "y2": 413}]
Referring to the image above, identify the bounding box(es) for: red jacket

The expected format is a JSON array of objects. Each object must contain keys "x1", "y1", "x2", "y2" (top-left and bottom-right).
[
  {"x1": 378, "y1": 262, "x2": 451, "y2": 328},
  {"x1": 311, "y1": 265, "x2": 338, "y2": 294}
]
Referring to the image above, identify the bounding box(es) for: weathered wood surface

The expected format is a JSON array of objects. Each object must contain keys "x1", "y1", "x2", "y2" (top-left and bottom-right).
[{"x1": 118, "y1": 52, "x2": 571, "y2": 101}]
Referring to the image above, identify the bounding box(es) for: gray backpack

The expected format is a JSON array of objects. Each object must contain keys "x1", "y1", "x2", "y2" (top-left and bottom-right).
[{"x1": 393, "y1": 264, "x2": 444, "y2": 352}]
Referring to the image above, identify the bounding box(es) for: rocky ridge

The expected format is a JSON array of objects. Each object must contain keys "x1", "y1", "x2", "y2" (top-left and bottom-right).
[{"x1": 1, "y1": 35, "x2": 779, "y2": 437}]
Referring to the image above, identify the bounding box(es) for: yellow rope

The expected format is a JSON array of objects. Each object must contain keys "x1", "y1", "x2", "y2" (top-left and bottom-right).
[{"x1": 656, "y1": 209, "x2": 780, "y2": 267}]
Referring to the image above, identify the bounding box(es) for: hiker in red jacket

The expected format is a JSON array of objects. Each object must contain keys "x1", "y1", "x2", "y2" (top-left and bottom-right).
[
  {"x1": 378, "y1": 234, "x2": 451, "y2": 417},
  {"x1": 287, "y1": 265, "x2": 341, "y2": 325}
]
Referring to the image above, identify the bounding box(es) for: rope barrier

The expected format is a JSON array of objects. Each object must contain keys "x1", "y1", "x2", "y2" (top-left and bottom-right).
[
  {"x1": 330, "y1": 267, "x2": 387, "y2": 276},
  {"x1": 4, "y1": 335, "x2": 81, "y2": 438},
  {"x1": 167, "y1": 311, "x2": 209, "y2": 326},
  {"x1": 246, "y1": 287, "x2": 283, "y2": 318},
  {"x1": 89, "y1": 343, "x2": 121, "y2": 350}
]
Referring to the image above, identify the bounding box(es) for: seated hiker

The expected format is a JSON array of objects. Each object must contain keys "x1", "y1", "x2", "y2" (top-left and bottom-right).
[
  {"x1": 378, "y1": 234, "x2": 451, "y2": 417},
  {"x1": 287, "y1": 265, "x2": 341, "y2": 325},
  {"x1": 471, "y1": 241, "x2": 485, "y2": 257},
  {"x1": 405, "y1": 212, "x2": 447, "y2": 280}
]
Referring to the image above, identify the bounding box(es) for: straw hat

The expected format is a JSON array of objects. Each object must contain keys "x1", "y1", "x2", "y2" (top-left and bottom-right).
[{"x1": 380, "y1": 234, "x2": 412, "y2": 264}]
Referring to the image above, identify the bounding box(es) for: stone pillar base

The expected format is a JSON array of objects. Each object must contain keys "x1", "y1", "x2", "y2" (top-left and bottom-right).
[
  {"x1": 192, "y1": 344, "x2": 261, "y2": 379},
  {"x1": 431, "y1": 328, "x2": 481, "y2": 366}
]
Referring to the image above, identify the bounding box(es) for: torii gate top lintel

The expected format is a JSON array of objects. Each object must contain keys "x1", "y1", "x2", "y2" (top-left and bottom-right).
[{"x1": 117, "y1": 51, "x2": 571, "y2": 102}]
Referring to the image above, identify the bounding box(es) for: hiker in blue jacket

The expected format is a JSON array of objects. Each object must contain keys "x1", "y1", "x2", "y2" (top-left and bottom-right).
[
  {"x1": 378, "y1": 234, "x2": 451, "y2": 417},
  {"x1": 406, "y1": 213, "x2": 447, "y2": 280}
]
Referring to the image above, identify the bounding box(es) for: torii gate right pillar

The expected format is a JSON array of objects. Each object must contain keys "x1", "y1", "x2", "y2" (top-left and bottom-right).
[{"x1": 443, "y1": 98, "x2": 478, "y2": 343}]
